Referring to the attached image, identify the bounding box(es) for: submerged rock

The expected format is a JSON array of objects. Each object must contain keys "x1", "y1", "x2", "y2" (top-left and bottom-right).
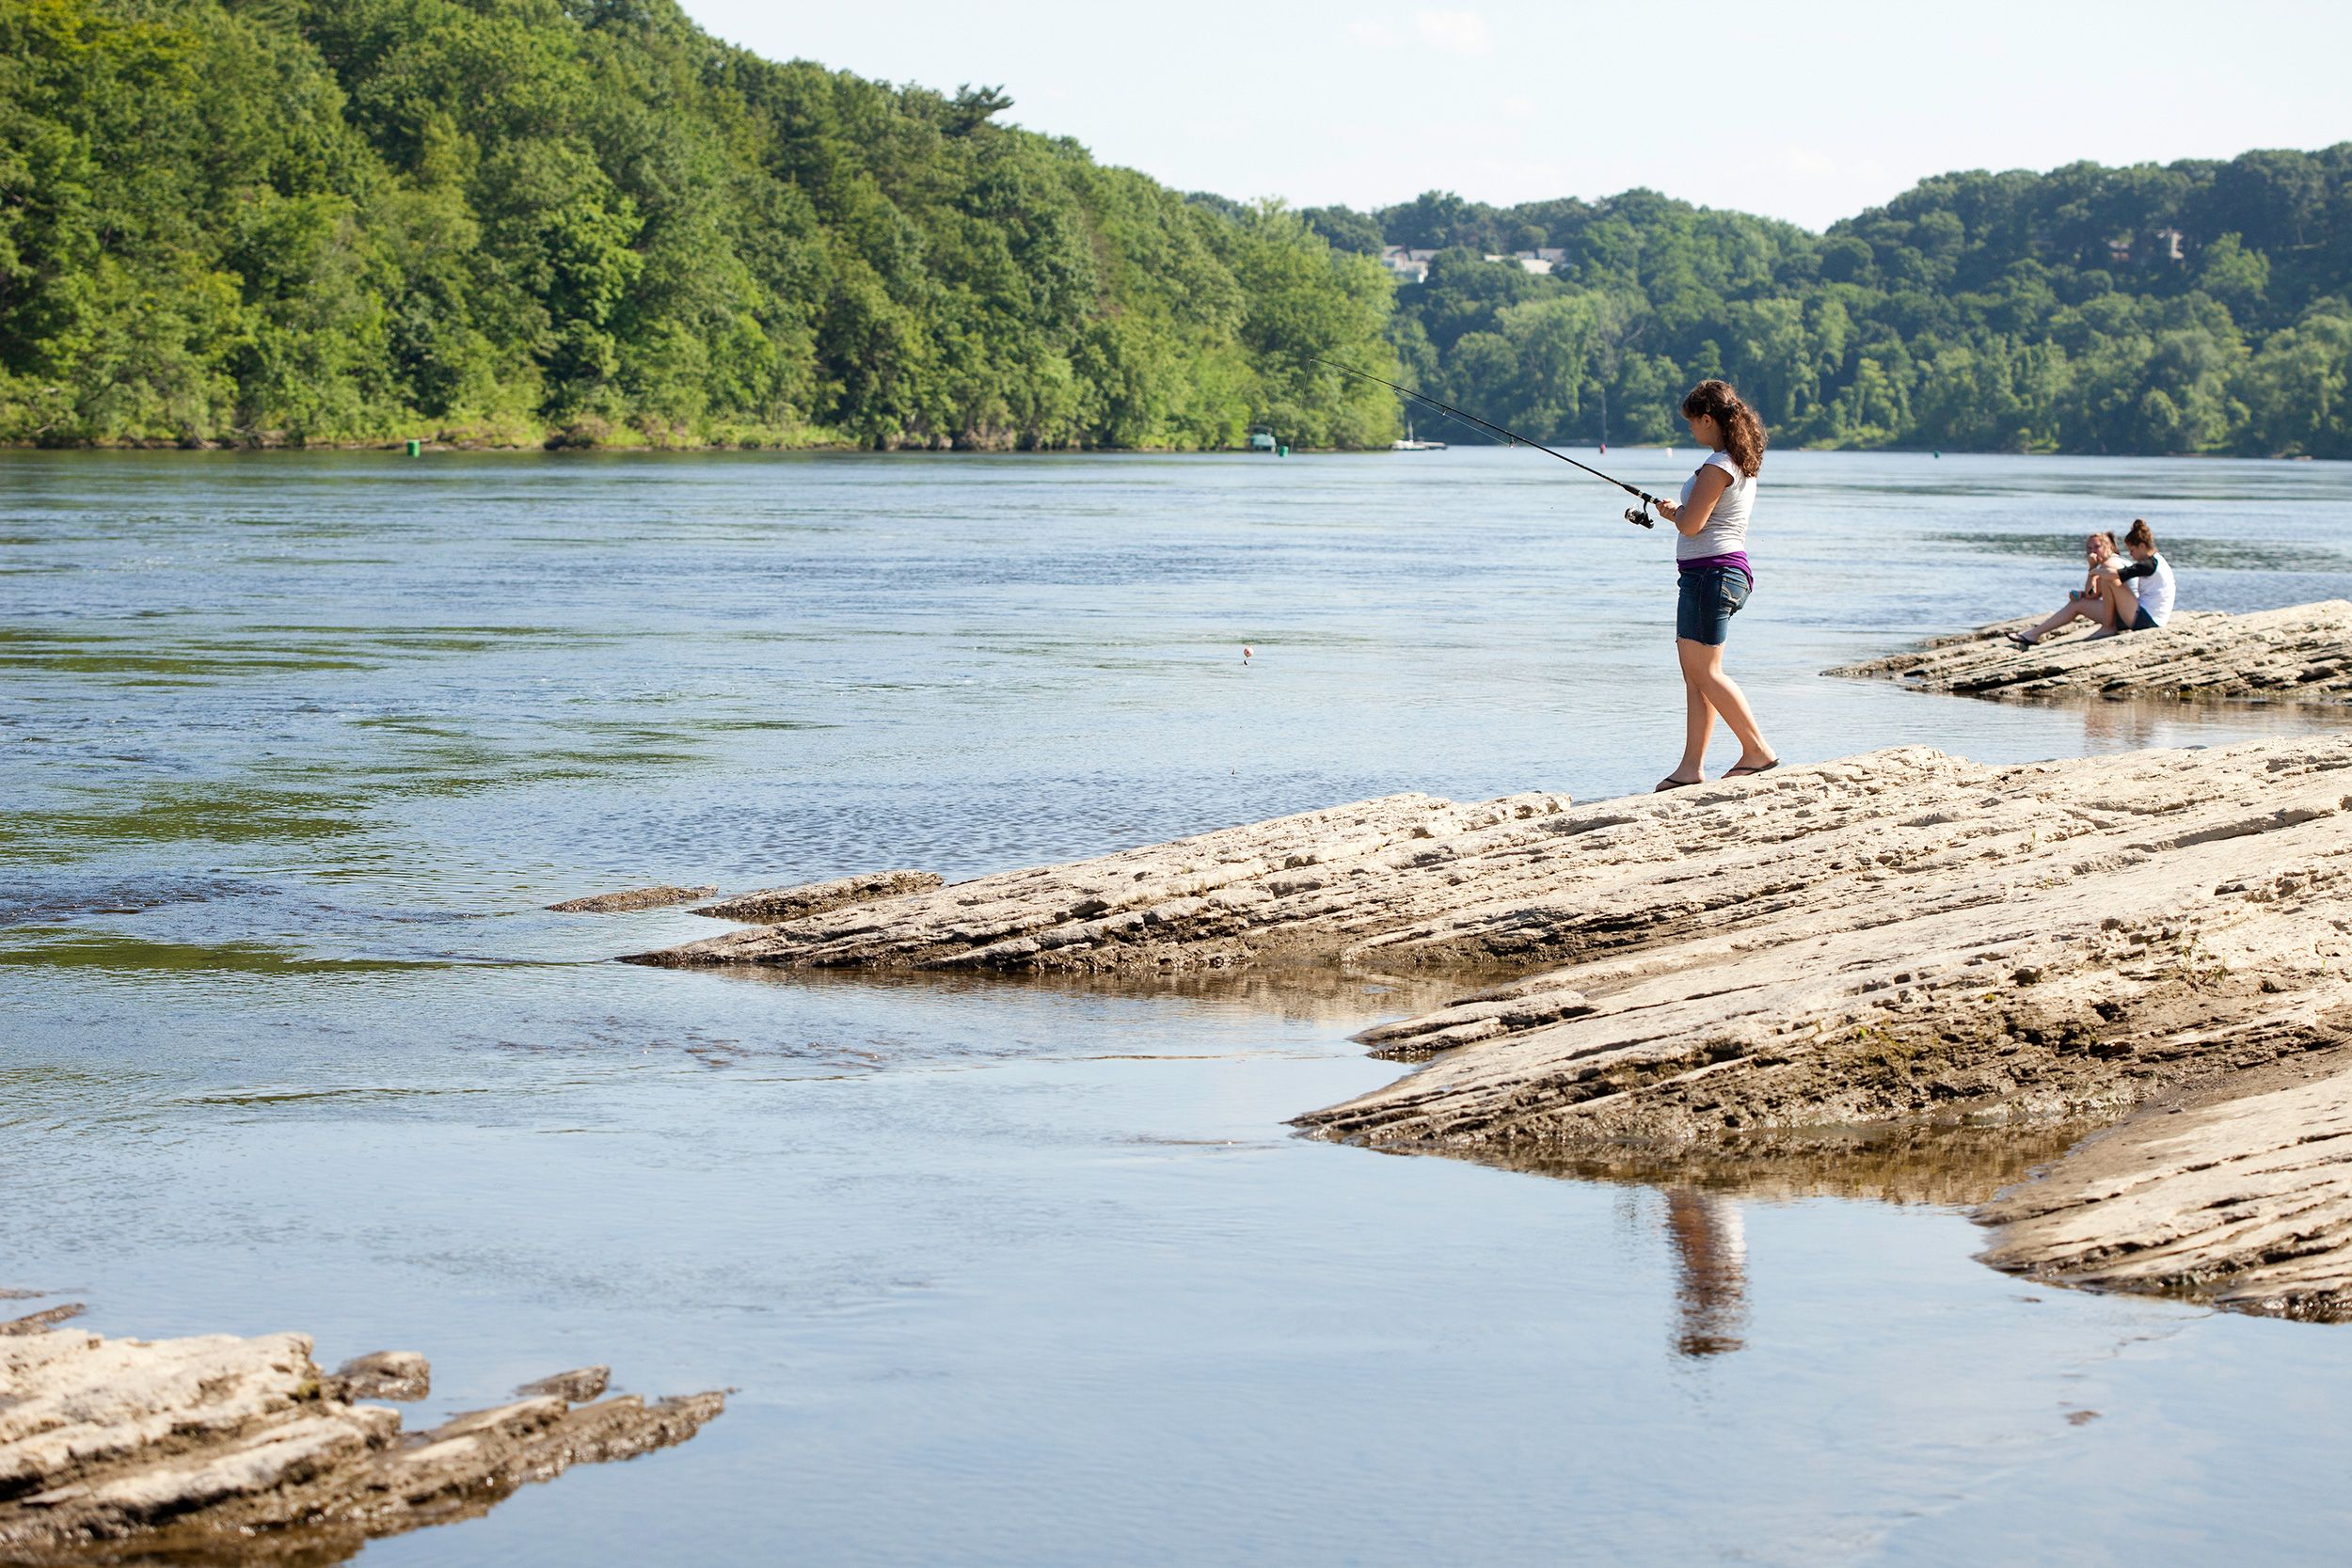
[
  {"x1": 1828, "y1": 599, "x2": 2352, "y2": 704},
  {"x1": 326, "y1": 1349, "x2": 428, "y2": 1402},
  {"x1": 0, "y1": 1305, "x2": 85, "y2": 1338},
  {"x1": 516, "y1": 1365, "x2": 610, "y2": 1402},
  {"x1": 0, "y1": 1325, "x2": 721, "y2": 1561},
  {"x1": 547, "y1": 884, "x2": 718, "y2": 913},
  {"x1": 628, "y1": 733, "x2": 2352, "y2": 1318},
  {"x1": 694, "y1": 869, "x2": 943, "y2": 923}
]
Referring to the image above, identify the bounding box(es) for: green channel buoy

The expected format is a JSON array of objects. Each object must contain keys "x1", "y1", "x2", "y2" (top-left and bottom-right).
[{"x1": 405, "y1": 438, "x2": 422, "y2": 456}]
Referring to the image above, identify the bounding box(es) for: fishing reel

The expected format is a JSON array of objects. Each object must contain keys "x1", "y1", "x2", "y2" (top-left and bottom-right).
[{"x1": 1623, "y1": 499, "x2": 1657, "y2": 530}]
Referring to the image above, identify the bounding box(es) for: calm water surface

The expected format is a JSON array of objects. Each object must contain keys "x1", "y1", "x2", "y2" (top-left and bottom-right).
[{"x1": 5, "y1": 449, "x2": 2351, "y2": 1565}]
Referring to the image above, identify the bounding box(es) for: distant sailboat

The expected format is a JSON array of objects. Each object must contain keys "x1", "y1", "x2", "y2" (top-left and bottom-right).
[{"x1": 1390, "y1": 417, "x2": 1445, "y2": 452}]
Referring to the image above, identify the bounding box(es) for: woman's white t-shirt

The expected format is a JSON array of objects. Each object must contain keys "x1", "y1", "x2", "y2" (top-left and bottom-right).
[
  {"x1": 2128, "y1": 553, "x2": 2175, "y2": 625},
  {"x1": 1676, "y1": 450, "x2": 1755, "y2": 562}
]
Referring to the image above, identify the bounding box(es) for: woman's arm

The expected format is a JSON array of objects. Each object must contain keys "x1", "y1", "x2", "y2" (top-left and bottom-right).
[{"x1": 1657, "y1": 466, "x2": 1731, "y2": 536}]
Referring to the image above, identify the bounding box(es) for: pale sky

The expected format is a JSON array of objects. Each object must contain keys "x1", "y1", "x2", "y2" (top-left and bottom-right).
[{"x1": 681, "y1": 1, "x2": 2351, "y2": 232}]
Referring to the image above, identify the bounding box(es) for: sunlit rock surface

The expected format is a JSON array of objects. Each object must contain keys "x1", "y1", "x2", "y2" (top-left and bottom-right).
[
  {"x1": 629, "y1": 791, "x2": 1576, "y2": 974},
  {"x1": 0, "y1": 1317, "x2": 721, "y2": 1562},
  {"x1": 1828, "y1": 599, "x2": 2352, "y2": 704},
  {"x1": 1979, "y1": 1050, "x2": 2352, "y2": 1320}
]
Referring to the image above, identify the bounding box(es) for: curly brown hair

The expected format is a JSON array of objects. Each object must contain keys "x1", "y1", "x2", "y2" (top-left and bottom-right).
[{"x1": 1680, "y1": 379, "x2": 1765, "y2": 477}]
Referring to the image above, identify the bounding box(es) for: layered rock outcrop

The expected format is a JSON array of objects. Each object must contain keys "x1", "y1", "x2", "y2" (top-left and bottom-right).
[
  {"x1": 693, "y1": 869, "x2": 942, "y2": 924},
  {"x1": 547, "y1": 883, "x2": 716, "y2": 913},
  {"x1": 627, "y1": 791, "x2": 1576, "y2": 974},
  {"x1": 1828, "y1": 599, "x2": 2352, "y2": 704},
  {"x1": 0, "y1": 1312, "x2": 721, "y2": 1563},
  {"x1": 637, "y1": 732, "x2": 2352, "y2": 1318},
  {"x1": 1979, "y1": 1048, "x2": 2352, "y2": 1319}
]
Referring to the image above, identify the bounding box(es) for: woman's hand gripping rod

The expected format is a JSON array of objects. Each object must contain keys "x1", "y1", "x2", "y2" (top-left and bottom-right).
[{"x1": 1305, "y1": 356, "x2": 1660, "y2": 528}]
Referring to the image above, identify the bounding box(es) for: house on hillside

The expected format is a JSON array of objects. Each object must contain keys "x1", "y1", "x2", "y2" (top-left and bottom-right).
[
  {"x1": 1484, "y1": 247, "x2": 1567, "y2": 275},
  {"x1": 1384, "y1": 245, "x2": 1567, "y2": 282},
  {"x1": 1380, "y1": 245, "x2": 1440, "y2": 284},
  {"x1": 2106, "y1": 229, "x2": 2187, "y2": 268}
]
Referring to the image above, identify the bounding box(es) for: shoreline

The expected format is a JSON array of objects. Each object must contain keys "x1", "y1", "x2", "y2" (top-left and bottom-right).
[{"x1": 8, "y1": 440, "x2": 2344, "y2": 461}]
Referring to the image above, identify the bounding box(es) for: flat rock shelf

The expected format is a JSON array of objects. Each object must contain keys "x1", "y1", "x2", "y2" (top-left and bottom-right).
[
  {"x1": 638, "y1": 734, "x2": 2352, "y2": 1322},
  {"x1": 0, "y1": 1307, "x2": 722, "y2": 1563},
  {"x1": 1828, "y1": 599, "x2": 2352, "y2": 704}
]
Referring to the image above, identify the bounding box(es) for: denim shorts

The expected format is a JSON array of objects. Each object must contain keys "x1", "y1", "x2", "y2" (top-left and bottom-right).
[
  {"x1": 1676, "y1": 565, "x2": 1752, "y2": 645},
  {"x1": 2122, "y1": 604, "x2": 2157, "y2": 633}
]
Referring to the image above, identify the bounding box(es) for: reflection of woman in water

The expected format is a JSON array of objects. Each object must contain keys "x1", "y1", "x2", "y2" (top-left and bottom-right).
[{"x1": 1664, "y1": 1189, "x2": 1748, "y2": 1357}]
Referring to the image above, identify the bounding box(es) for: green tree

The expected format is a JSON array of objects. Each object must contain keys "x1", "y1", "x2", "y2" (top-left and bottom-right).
[
  {"x1": 0, "y1": 0, "x2": 1395, "y2": 449},
  {"x1": 1377, "y1": 147, "x2": 2352, "y2": 456}
]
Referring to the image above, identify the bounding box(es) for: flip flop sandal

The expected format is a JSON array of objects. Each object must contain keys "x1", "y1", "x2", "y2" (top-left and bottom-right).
[
  {"x1": 2004, "y1": 631, "x2": 2037, "y2": 648},
  {"x1": 1723, "y1": 758, "x2": 1780, "y2": 779},
  {"x1": 1654, "y1": 775, "x2": 1702, "y2": 792}
]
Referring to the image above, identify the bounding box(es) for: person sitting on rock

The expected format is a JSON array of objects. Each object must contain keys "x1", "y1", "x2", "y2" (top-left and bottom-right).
[
  {"x1": 2108, "y1": 518, "x2": 2175, "y2": 633},
  {"x1": 2007, "y1": 530, "x2": 2139, "y2": 647}
]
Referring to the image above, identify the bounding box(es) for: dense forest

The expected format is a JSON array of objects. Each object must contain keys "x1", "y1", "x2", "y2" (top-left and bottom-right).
[
  {"x1": 3, "y1": 0, "x2": 2348, "y2": 453},
  {"x1": 0, "y1": 0, "x2": 1395, "y2": 448},
  {"x1": 1305, "y1": 148, "x2": 2352, "y2": 456}
]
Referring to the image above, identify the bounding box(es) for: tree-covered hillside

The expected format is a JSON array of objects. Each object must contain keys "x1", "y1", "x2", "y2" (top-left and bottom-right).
[
  {"x1": 1311, "y1": 150, "x2": 2352, "y2": 456},
  {"x1": 7, "y1": 0, "x2": 2348, "y2": 457},
  {"x1": 0, "y1": 0, "x2": 1394, "y2": 448}
]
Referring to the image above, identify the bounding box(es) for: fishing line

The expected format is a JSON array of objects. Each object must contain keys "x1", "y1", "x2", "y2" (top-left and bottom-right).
[{"x1": 1303, "y1": 356, "x2": 1661, "y2": 529}]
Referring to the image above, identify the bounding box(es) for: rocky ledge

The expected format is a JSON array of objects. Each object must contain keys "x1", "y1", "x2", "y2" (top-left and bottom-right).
[
  {"x1": 639, "y1": 733, "x2": 2352, "y2": 1319},
  {"x1": 1828, "y1": 599, "x2": 2352, "y2": 704},
  {"x1": 0, "y1": 1306, "x2": 721, "y2": 1563},
  {"x1": 548, "y1": 883, "x2": 716, "y2": 913}
]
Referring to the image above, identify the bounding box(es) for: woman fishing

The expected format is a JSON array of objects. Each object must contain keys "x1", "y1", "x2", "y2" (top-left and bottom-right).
[{"x1": 1653, "y1": 380, "x2": 1776, "y2": 790}]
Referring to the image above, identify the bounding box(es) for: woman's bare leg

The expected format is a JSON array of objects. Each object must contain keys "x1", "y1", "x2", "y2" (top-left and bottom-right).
[
  {"x1": 1682, "y1": 638, "x2": 1773, "y2": 770},
  {"x1": 2090, "y1": 573, "x2": 2136, "y2": 634},
  {"x1": 1668, "y1": 639, "x2": 1716, "y2": 783},
  {"x1": 2026, "y1": 598, "x2": 2097, "y2": 641}
]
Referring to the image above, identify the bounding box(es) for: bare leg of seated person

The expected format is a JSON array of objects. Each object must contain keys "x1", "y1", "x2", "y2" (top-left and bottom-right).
[
  {"x1": 2086, "y1": 572, "x2": 2137, "y2": 638},
  {"x1": 2013, "y1": 594, "x2": 2115, "y2": 645}
]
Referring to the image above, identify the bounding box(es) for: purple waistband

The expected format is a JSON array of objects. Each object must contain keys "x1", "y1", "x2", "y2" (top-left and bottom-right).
[{"x1": 1677, "y1": 551, "x2": 1753, "y2": 581}]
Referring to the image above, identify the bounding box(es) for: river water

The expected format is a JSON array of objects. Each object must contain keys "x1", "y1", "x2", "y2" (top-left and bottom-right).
[{"x1": 5, "y1": 448, "x2": 2350, "y2": 1564}]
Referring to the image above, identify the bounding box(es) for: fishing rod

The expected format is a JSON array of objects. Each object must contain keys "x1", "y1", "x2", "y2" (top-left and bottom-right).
[{"x1": 1304, "y1": 356, "x2": 1660, "y2": 529}]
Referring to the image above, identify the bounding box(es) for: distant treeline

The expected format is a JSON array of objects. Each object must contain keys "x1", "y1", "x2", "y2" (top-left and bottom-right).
[
  {"x1": 0, "y1": 0, "x2": 1393, "y2": 449},
  {"x1": 1300, "y1": 150, "x2": 2352, "y2": 456}
]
